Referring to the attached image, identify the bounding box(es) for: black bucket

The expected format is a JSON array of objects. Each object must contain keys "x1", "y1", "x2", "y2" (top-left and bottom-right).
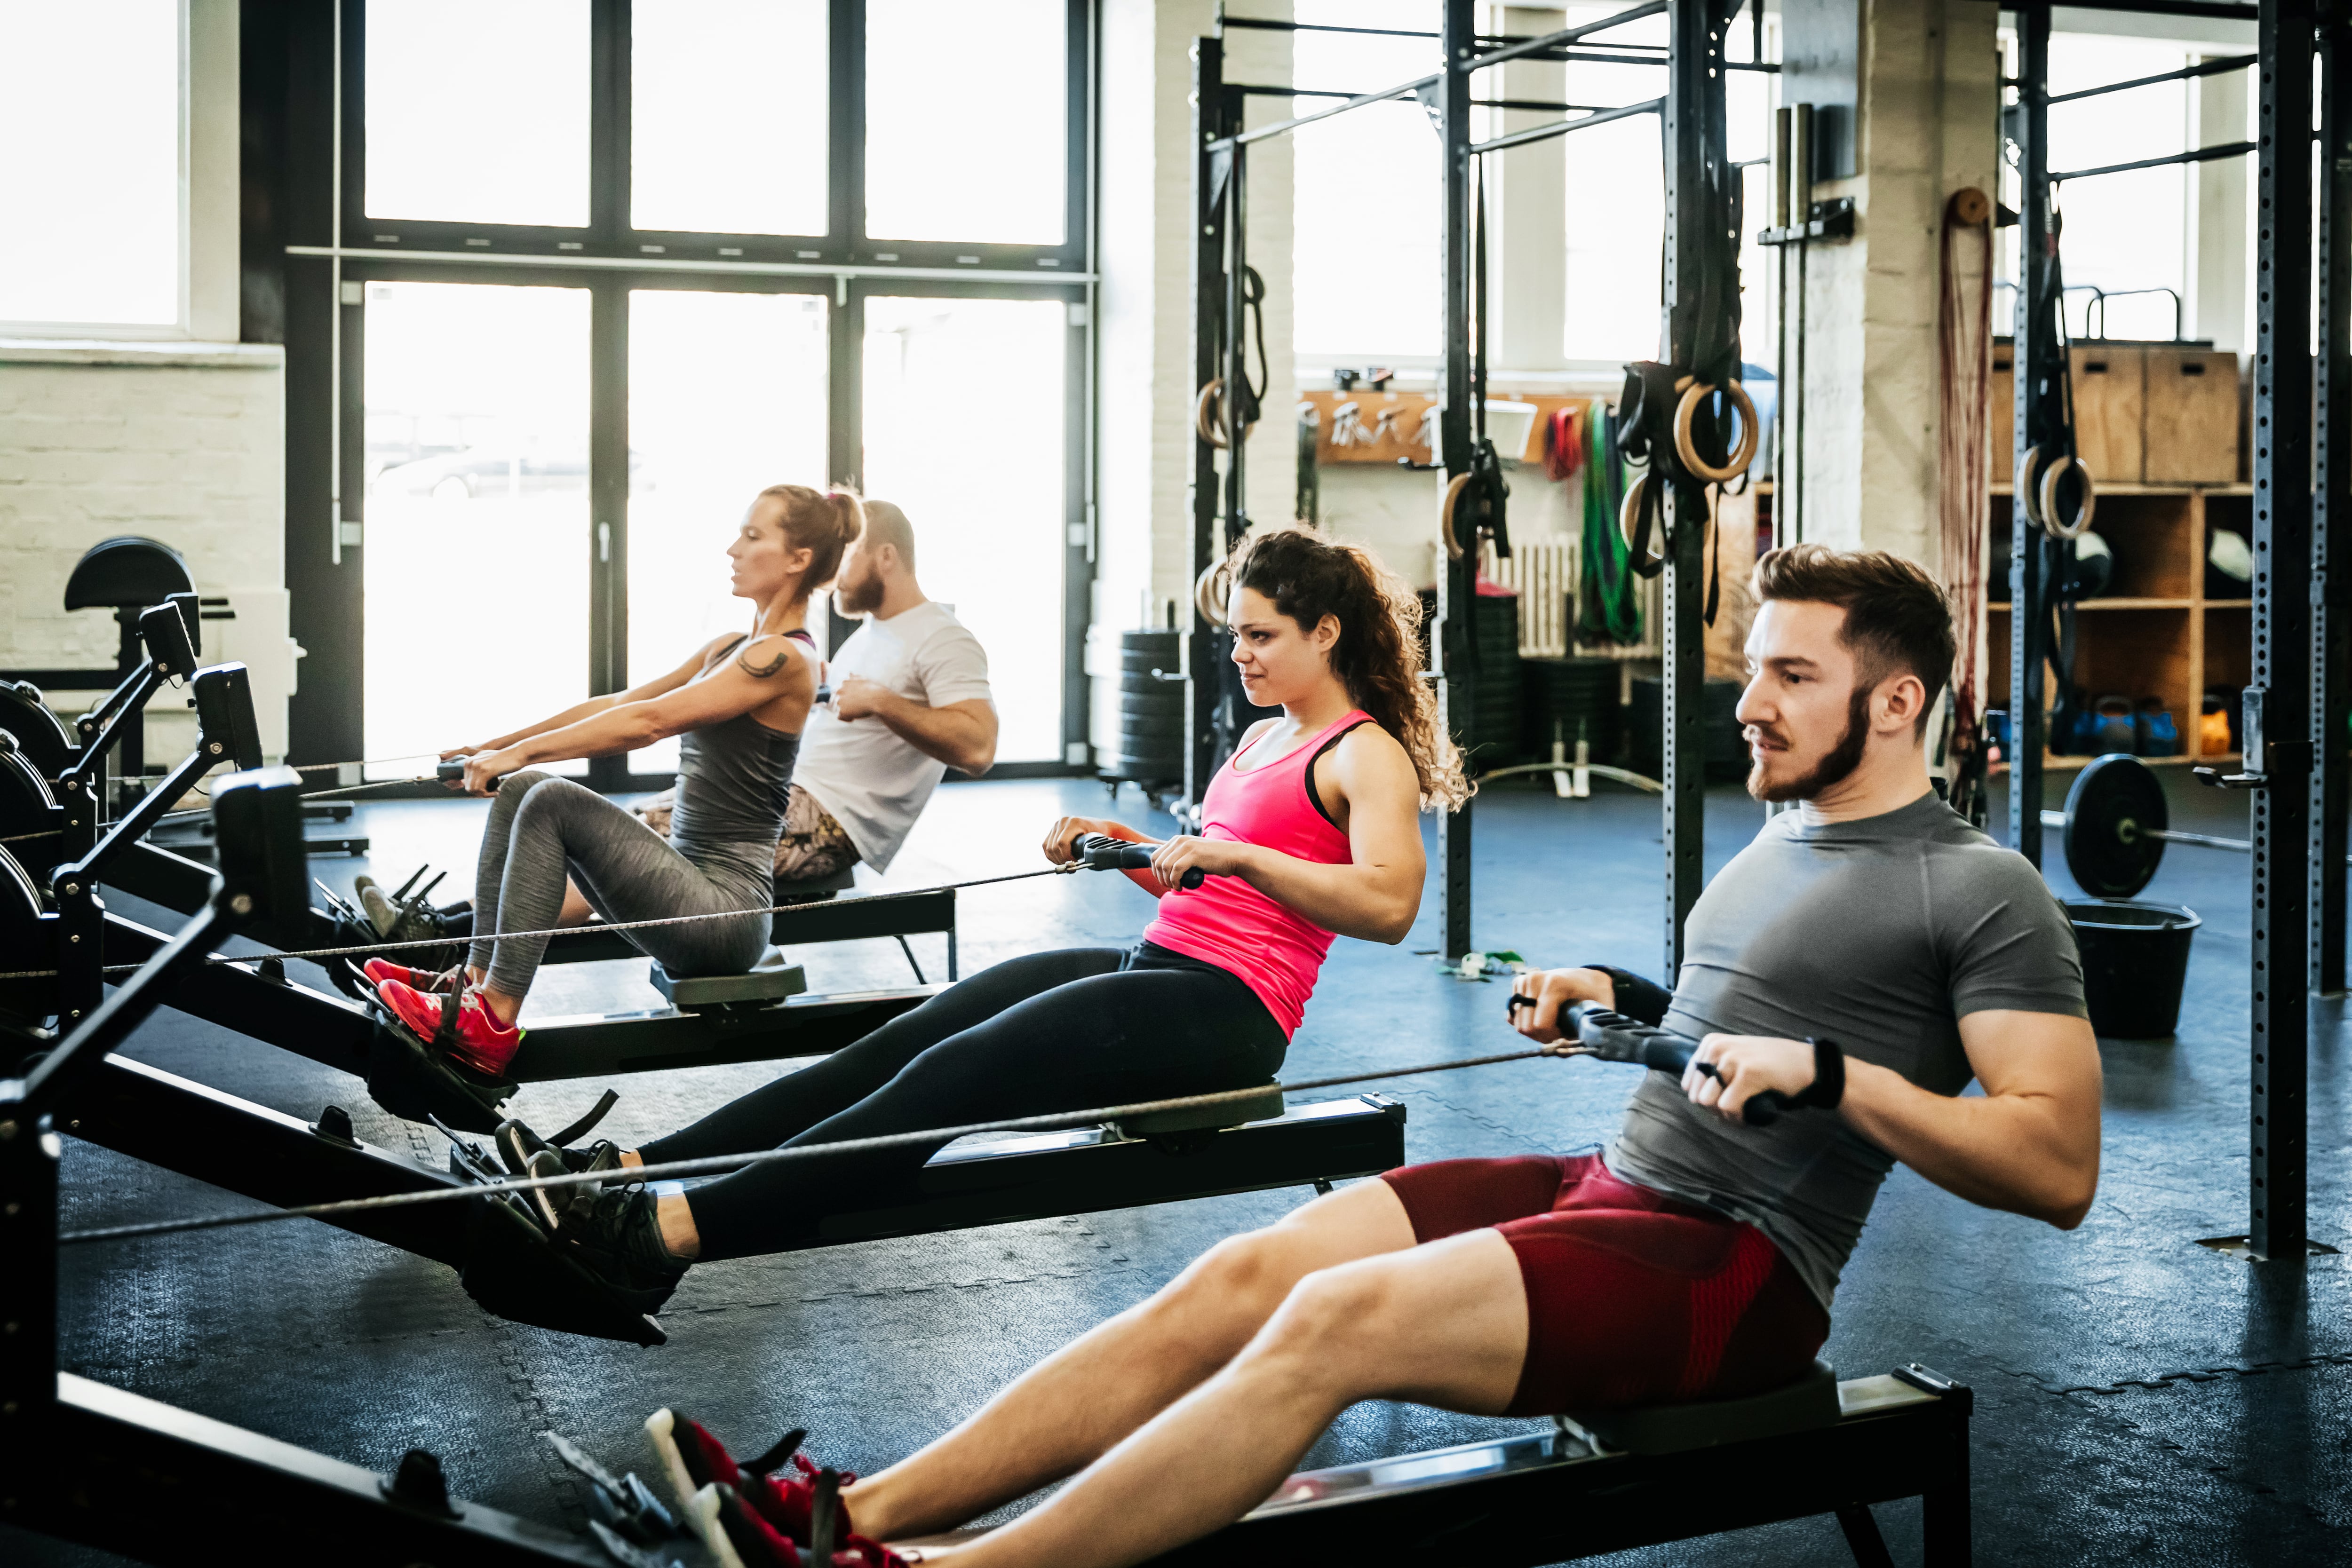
[{"x1": 2064, "y1": 900, "x2": 2201, "y2": 1038}]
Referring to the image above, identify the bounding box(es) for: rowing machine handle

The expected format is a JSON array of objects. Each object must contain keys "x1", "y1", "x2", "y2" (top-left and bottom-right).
[
  {"x1": 436, "y1": 755, "x2": 514, "y2": 790},
  {"x1": 1073, "y1": 832, "x2": 1206, "y2": 891},
  {"x1": 1557, "y1": 1000, "x2": 1792, "y2": 1127}
]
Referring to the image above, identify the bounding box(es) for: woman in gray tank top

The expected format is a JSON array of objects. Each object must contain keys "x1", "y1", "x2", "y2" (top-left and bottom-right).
[{"x1": 362, "y1": 486, "x2": 863, "y2": 1080}]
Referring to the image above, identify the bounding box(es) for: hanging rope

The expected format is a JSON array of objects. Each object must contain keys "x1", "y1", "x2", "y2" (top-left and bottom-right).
[
  {"x1": 1938, "y1": 187, "x2": 1995, "y2": 822},
  {"x1": 56, "y1": 1043, "x2": 1592, "y2": 1247}
]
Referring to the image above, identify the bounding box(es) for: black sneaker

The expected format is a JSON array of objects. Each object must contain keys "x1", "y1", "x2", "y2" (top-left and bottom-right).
[
  {"x1": 522, "y1": 1144, "x2": 623, "y2": 1232},
  {"x1": 495, "y1": 1087, "x2": 622, "y2": 1177},
  {"x1": 535, "y1": 1154, "x2": 689, "y2": 1306}
]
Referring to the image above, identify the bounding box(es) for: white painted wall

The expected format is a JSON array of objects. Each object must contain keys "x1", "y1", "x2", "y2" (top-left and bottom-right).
[
  {"x1": 1091, "y1": 0, "x2": 1294, "y2": 759},
  {"x1": 1790, "y1": 0, "x2": 2000, "y2": 563}
]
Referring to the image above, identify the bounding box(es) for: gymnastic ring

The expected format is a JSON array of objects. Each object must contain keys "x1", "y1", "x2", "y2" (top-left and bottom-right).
[
  {"x1": 1195, "y1": 560, "x2": 1232, "y2": 628},
  {"x1": 1439, "y1": 473, "x2": 1474, "y2": 560},
  {"x1": 2037, "y1": 453, "x2": 2096, "y2": 541},
  {"x1": 1193, "y1": 380, "x2": 1256, "y2": 451},
  {"x1": 1671, "y1": 380, "x2": 1760, "y2": 483},
  {"x1": 1618, "y1": 472, "x2": 1666, "y2": 574}
]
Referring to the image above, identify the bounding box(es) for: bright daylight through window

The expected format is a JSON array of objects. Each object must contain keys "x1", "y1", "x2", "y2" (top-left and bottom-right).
[{"x1": 0, "y1": 0, "x2": 182, "y2": 329}]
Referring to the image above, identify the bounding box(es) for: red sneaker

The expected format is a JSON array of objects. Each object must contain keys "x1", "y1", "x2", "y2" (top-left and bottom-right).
[
  {"x1": 361, "y1": 958, "x2": 458, "y2": 993},
  {"x1": 692, "y1": 1481, "x2": 914, "y2": 1568},
  {"x1": 647, "y1": 1410, "x2": 855, "y2": 1546},
  {"x1": 376, "y1": 978, "x2": 522, "y2": 1077}
]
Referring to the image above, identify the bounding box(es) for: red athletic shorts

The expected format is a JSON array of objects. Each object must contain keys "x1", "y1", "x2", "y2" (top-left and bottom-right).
[{"x1": 1381, "y1": 1153, "x2": 1829, "y2": 1417}]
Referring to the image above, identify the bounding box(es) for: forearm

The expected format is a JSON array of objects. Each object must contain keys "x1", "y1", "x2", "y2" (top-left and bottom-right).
[
  {"x1": 505, "y1": 702, "x2": 665, "y2": 767},
  {"x1": 869, "y1": 692, "x2": 992, "y2": 772},
  {"x1": 482, "y1": 694, "x2": 620, "y2": 752},
  {"x1": 1838, "y1": 1059, "x2": 2098, "y2": 1227},
  {"x1": 1231, "y1": 848, "x2": 1416, "y2": 944}
]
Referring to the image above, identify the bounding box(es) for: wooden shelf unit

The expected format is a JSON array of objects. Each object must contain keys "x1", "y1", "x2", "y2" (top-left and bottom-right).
[{"x1": 1987, "y1": 483, "x2": 2249, "y2": 761}]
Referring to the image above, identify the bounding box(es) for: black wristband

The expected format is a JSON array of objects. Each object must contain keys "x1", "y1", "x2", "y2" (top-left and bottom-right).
[
  {"x1": 1796, "y1": 1037, "x2": 1845, "y2": 1109},
  {"x1": 1585, "y1": 965, "x2": 1675, "y2": 1027}
]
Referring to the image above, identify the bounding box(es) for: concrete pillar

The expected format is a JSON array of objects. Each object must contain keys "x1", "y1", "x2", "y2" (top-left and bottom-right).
[
  {"x1": 1091, "y1": 2, "x2": 1292, "y2": 757},
  {"x1": 1788, "y1": 0, "x2": 2000, "y2": 566},
  {"x1": 2192, "y1": 55, "x2": 2249, "y2": 351},
  {"x1": 1487, "y1": 6, "x2": 1569, "y2": 376}
]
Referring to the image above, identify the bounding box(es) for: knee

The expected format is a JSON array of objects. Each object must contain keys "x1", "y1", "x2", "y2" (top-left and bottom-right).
[
  {"x1": 496, "y1": 769, "x2": 556, "y2": 803},
  {"x1": 1173, "y1": 1230, "x2": 1288, "y2": 1310},
  {"x1": 1262, "y1": 1259, "x2": 1398, "y2": 1358}
]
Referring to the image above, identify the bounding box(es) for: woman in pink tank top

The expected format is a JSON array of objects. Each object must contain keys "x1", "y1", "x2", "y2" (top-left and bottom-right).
[{"x1": 491, "y1": 528, "x2": 1472, "y2": 1286}]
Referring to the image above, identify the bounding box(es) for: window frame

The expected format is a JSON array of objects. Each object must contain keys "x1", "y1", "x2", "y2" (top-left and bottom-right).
[
  {"x1": 286, "y1": 0, "x2": 1097, "y2": 779},
  {"x1": 339, "y1": 0, "x2": 1090, "y2": 277}
]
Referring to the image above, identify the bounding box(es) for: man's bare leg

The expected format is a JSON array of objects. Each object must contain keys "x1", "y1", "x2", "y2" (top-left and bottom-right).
[
  {"x1": 556, "y1": 879, "x2": 595, "y2": 927},
  {"x1": 844, "y1": 1178, "x2": 1419, "y2": 1542},
  {"x1": 927, "y1": 1227, "x2": 1526, "y2": 1568}
]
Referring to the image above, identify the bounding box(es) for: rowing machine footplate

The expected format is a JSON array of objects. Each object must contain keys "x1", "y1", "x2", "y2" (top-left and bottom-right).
[
  {"x1": 366, "y1": 1021, "x2": 514, "y2": 1135},
  {"x1": 458, "y1": 1196, "x2": 669, "y2": 1346}
]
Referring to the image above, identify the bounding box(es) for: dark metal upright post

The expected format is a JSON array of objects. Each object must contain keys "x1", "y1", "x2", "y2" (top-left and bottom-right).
[
  {"x1": 2009, "y1": 3, "x2": 2054, "y2": 867},
  {"x1": 1187, "y1": 38, "x2": 1229, "y2": 817},
  {"x1": 1660, "y1": 0, "x2": 1724, "y2": 972},
  {"x1": 2249, "y1": 0, "x2": 2317, "y2": 1260},
  {"x1": 1439, "y1": 0, "x2": 1477, "y2": 960},
  {"x1": 2316, "y1": 19, "x2": 2352, "y2": 996}
]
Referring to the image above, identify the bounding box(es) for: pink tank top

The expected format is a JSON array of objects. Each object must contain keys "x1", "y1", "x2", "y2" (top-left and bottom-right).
[{"x1": 1141, "y1": 710, "x2": 1373, "y2": 1038}]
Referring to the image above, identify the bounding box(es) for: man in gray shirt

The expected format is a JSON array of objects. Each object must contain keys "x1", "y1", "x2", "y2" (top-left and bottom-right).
[{"x1": 642, "y1": 546, "x2": 2100, "y2": 1568}]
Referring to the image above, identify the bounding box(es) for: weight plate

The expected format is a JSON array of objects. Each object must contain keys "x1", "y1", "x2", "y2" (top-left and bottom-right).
[{"x1": 2062, "y1": 752, "x2": 2168, "y2": 899}]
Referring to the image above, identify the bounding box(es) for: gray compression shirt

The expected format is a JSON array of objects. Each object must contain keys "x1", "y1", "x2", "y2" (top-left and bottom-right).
[
  {"x1": 668, "y1": 634, "x2": 802, "y2": 871},
  {"x1": 1604, "y1": 790, "x2": 2086, "y2": 1310}
]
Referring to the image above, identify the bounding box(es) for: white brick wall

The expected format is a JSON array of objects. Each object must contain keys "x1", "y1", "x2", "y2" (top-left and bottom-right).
[{"x1": 0, "y1": 338, "x2": 290, "y2": 760}]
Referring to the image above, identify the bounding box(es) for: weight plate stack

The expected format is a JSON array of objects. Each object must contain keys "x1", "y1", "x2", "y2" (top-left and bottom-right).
[
  {"x1": 1521, "y1": 656, "x2": 1622, "y2": 765},
  {"x1": 1105, "y1": 629, "x2": 1184, "y2": 786},
  {"x1": 1470, "y1": 595, "x2": 1525, "y2": 764}
]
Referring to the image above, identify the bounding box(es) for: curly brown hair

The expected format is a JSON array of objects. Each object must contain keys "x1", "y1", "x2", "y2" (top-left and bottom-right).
[{"x1": 1228, "y1": 527, "x2": 1471, "y2": 811}]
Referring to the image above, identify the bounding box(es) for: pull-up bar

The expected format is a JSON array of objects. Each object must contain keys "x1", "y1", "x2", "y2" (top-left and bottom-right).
[
  {"x1": 1234, "y1": 83, "x2": 1621, "y2": 116},
  {"x1": 1471, "y1": 95, "x2": 1667, "y2": 156},
  {"x1": 1206, "y1": 0, "x2": 1675, "y2": 153},
  {"x1": 1468, "y1": 0, "x2": 1669, "y2": 73},
  {"x1": 2044, "y1": 50, "x2": 2252, "y2": 106},
  {"x1": 2051, "y1": 138, "x2": 2254, "y2": 184}
]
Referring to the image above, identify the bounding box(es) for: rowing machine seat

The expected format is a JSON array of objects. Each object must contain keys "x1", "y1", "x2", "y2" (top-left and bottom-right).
[
  {"x1": 649, "y1": 946, "x2": 809, "y2": 1011},
  {"x1": 775, "y1": 864, "x2": 858, "y2": 904},
  {"x1": 1565, "y1": 1358, "x2": 1840, "y2": 1457}
]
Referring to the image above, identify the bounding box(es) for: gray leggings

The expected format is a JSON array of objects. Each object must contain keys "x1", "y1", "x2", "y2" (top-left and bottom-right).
[{"x1": 469, "y1": 771, "x2": 773, "y2": 1000}]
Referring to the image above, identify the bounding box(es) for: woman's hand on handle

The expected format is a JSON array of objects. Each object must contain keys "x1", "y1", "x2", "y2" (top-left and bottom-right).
[
  {"x1": 1148, "y1": 834, "x2": 1253, "y2": 892},
  {"x1": 458, "y1": 748, "x2": 524, "y2": 797},
  {"x1": 1043, "y1": 816, "x2": 1129, "y2": 865},
  {"x1": 1507, "y1": 967, "x2": 1617, "y2": 1044}
]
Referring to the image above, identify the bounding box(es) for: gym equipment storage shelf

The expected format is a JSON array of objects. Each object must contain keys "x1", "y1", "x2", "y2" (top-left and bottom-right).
[{"x1": 1985, "y1": 481, "x2": 2251, "y2": 768}]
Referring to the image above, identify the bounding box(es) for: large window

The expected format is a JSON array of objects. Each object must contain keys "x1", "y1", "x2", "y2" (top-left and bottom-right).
[
  {"x1": 0, "y1": 0, "x2": 182, "y2": 332},
  {"x1": 298, "y1": 0, "x2": 1092, "y2": 778}
]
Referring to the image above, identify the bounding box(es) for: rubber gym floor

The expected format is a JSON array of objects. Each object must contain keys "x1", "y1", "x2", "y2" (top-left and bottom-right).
[{"x1": 8, "y1": 771, "x2": 2347, "y2": 1567}]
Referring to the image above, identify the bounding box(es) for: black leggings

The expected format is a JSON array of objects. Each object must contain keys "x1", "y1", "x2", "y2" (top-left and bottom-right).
[{"x1": 640, "y1": 943, "x2": 1290, "y2": 1261}]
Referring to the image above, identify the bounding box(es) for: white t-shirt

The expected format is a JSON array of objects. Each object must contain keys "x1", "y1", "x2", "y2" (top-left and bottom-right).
[{"x1": 791, "y1": 600, "x2": 993, "y2": 871}]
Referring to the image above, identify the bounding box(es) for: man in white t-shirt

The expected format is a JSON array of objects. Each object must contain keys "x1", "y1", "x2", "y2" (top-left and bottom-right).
[{"x1": 625, "y1": 500, "x2": 997, "y2": 892}]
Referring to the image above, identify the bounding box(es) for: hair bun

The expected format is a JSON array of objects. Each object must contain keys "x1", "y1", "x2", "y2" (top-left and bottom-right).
[{"x1": 826, "y1": 488, "x2": 867, "y2": 543}]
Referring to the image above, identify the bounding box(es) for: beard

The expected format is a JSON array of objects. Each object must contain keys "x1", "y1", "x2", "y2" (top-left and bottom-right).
[
  {"x1": 835, "y1": 561, "x2": 883, "y2": 616},
  {"x1": 1747, "y1": 685, "x2": 1873, "y2": 804}
]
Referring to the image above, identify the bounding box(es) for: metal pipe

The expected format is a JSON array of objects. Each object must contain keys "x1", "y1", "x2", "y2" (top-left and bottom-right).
[
  {"x1": 2045, "y1": 50, "x2": 2253, "y2": 105},
  {"x1": 1468, "y1": 0, "x2": 1669, "y2": 74},
  {"x1": 1470, "y1": 96, "x2": 1664, "y2": 156},
  {"x1": 1212, "y1": 72, "x2": 1439, "y2": 151},
  {"x1": 2051, "y1": 139, "x2": 2255, "y2": 184}
]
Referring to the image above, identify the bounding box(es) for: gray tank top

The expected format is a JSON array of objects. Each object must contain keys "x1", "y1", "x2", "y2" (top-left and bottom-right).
[{"x1": 668, "y1": 633, "x2": 804, "y2": 860}]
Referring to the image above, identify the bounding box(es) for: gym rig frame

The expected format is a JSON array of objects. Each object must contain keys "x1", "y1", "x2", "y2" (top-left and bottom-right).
[
  {"x1": 1190, "y1": 0, "x2": 1741, "y2": 969},
  {"x1": 2006, "y1": 0, "x2": 2350, "y2": 1264}
]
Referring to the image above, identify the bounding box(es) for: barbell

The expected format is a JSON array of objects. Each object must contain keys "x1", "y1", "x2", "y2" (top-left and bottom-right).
[{"x1": 2045, "y1": 751, "x2": 2348, "y2": 899}]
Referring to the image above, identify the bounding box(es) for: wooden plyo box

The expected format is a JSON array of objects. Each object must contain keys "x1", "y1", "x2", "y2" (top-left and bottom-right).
[
  {"x1": 2068, "y1": 344, "x2": 2145, "y2": 484},
  {"x1": 2143, "y1": 348, "x2": 2241, "y2": 484}
]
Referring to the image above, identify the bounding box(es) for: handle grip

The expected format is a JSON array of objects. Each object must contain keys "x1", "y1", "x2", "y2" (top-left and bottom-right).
[
  {"x1": 1549, "y1": 1000, "x2": 1791, "y2": 1127},
  {"x1": 436, "y1": 755, "x2": 514, "y2": 790},
  {"x1": 1073, "y1": 833, "x2": 1207, "y2": 891}
]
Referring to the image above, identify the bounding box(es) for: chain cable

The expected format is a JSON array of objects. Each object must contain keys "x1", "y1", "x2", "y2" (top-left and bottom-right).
[
  {"x1": 57, "y1": 1045, "x2": 1591, "y2": 1247},
  {"x1": 0, "y1": 862, "x2": 1091, "y2": 981}
]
